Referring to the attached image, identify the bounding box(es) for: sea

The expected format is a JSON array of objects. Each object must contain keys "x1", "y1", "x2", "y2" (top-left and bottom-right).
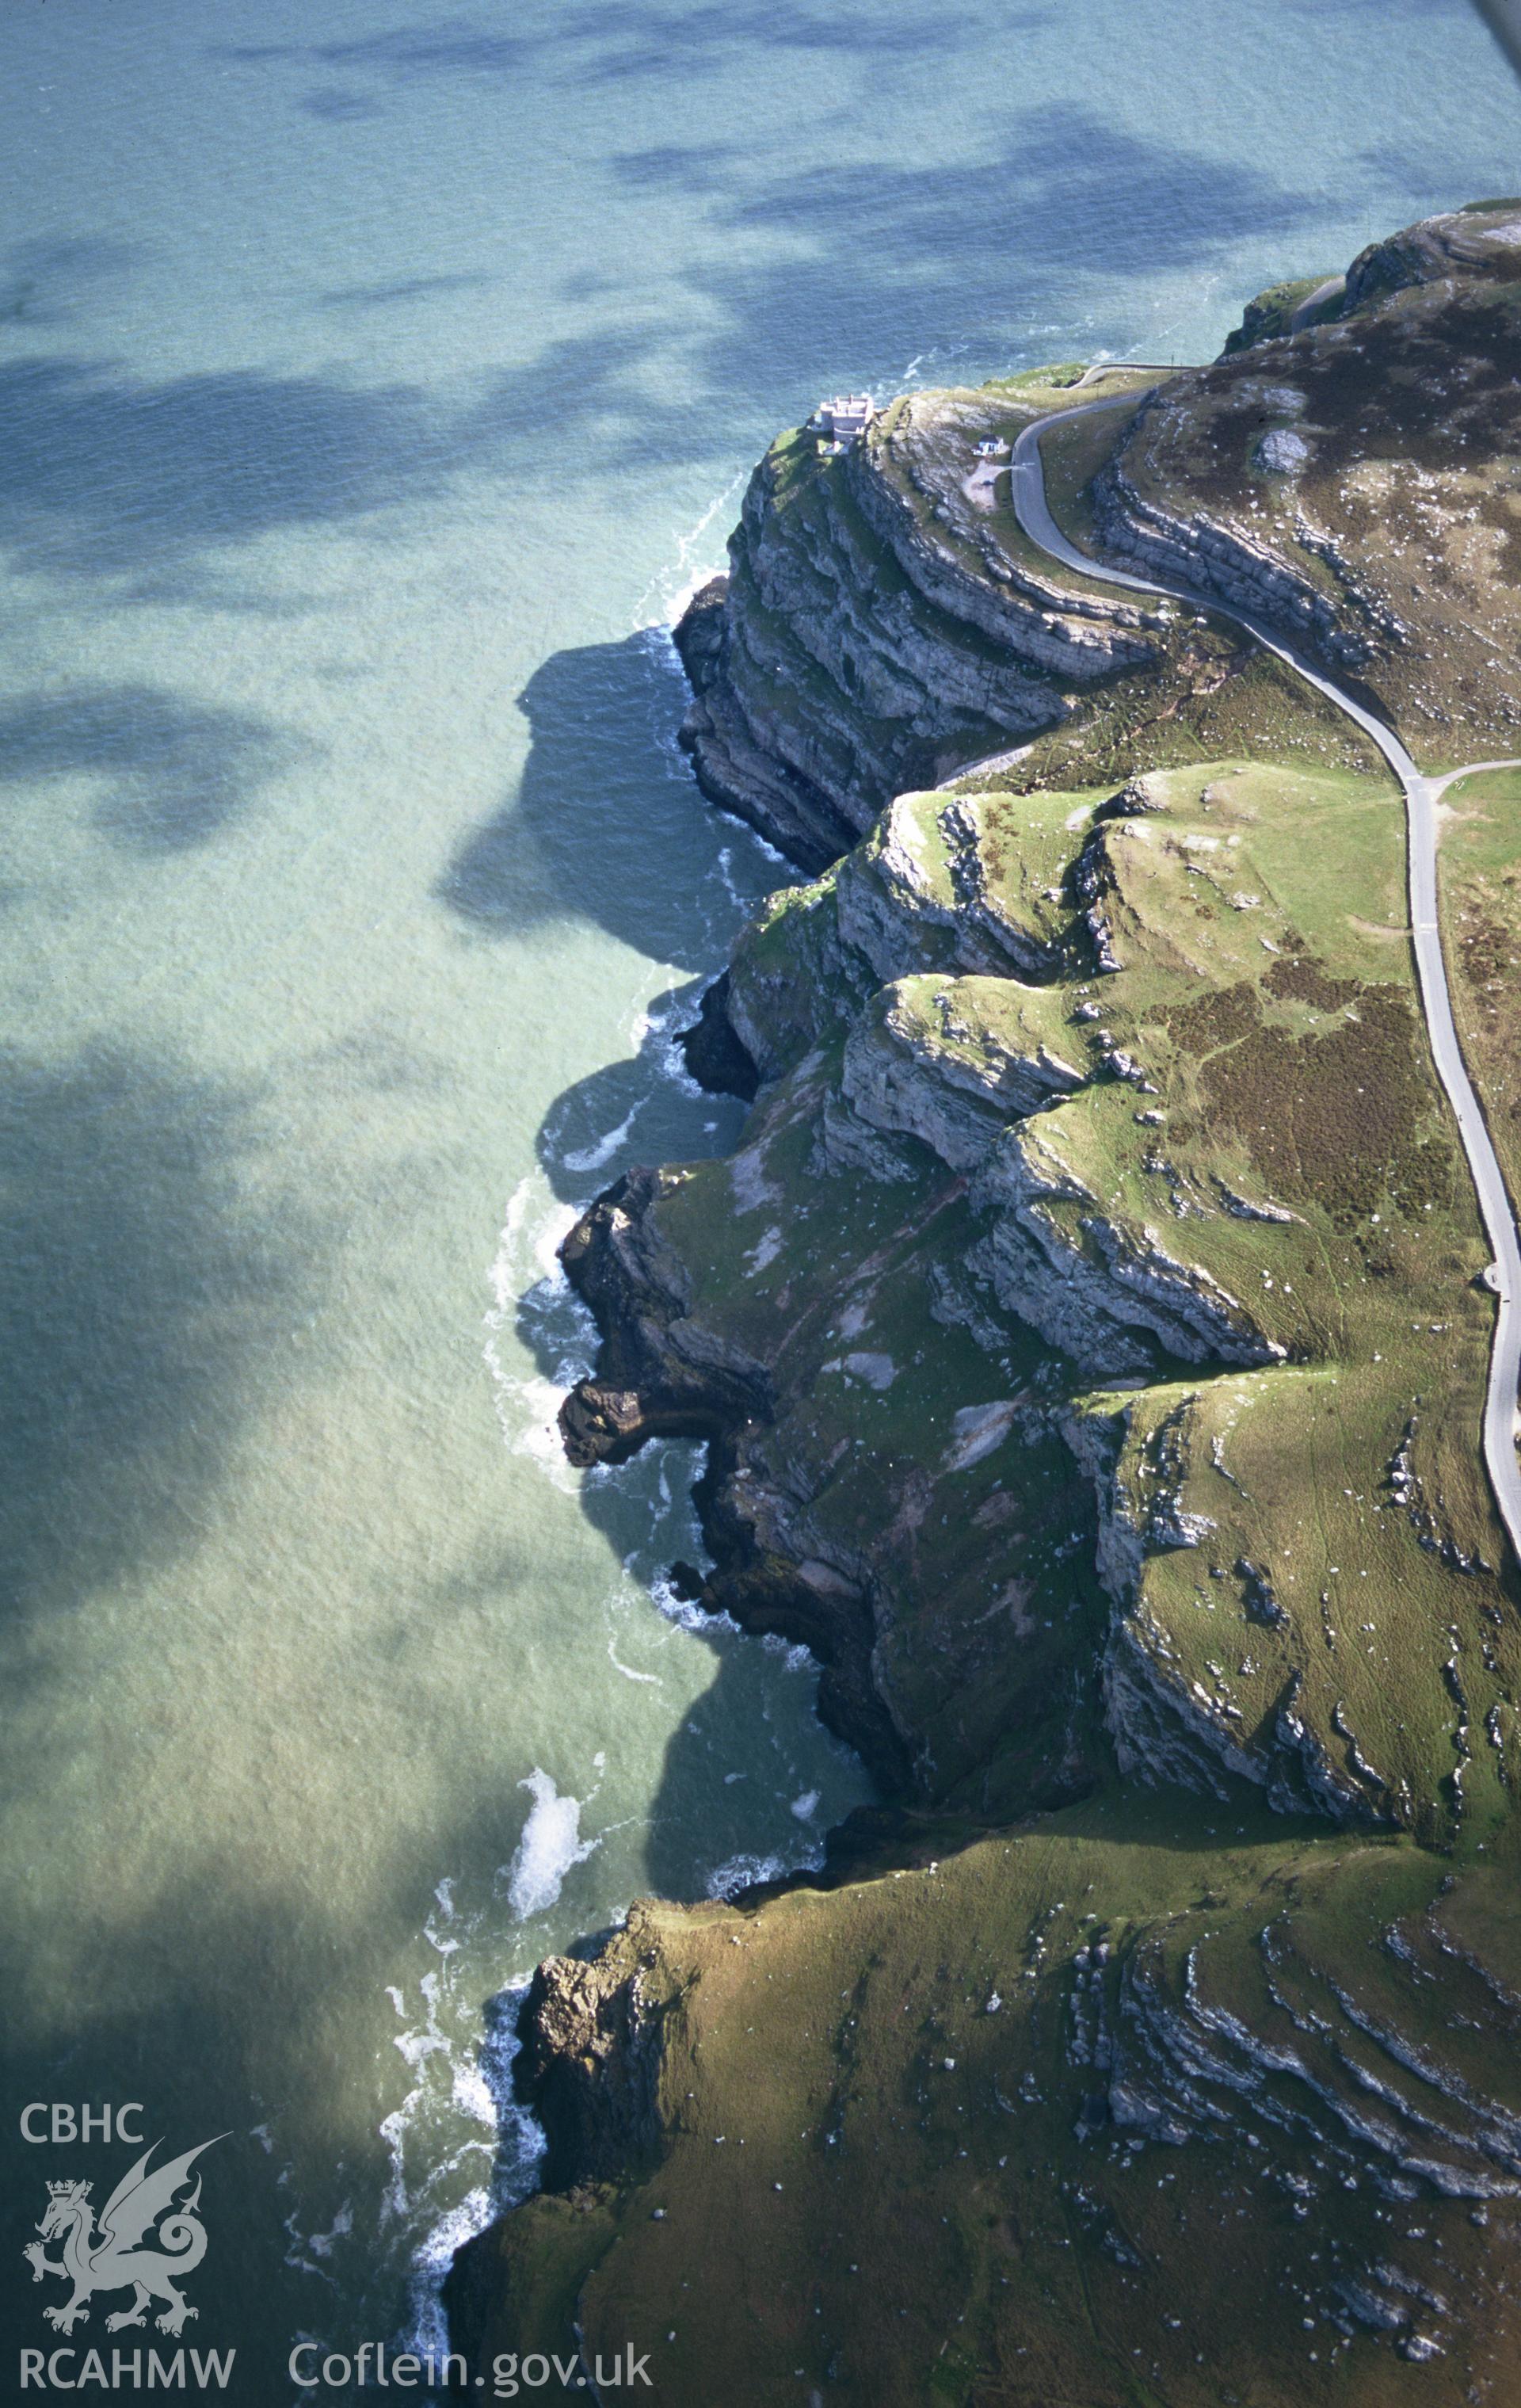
[{"x1": 2, "y1": 0, "x2": 1518, "y2": 2393}]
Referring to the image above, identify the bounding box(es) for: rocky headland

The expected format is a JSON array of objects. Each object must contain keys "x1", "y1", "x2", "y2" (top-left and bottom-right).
[{"x1": 450, "y1": 208, "x2": 1521, "y2": 2405}]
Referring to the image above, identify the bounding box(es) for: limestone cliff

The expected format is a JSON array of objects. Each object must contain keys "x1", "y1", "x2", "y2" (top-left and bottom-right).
[
  {"x1": 680, "y1": 204, "x2": 1521, "y2": 876},
  {"x1": 675, "y1": 372, "x2": 1169, "y2": 867}
]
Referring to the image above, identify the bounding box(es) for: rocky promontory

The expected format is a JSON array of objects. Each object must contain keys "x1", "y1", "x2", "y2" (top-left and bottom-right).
[{"x1": 674, "y1": 365, "x2": 1172, "y2": 868}]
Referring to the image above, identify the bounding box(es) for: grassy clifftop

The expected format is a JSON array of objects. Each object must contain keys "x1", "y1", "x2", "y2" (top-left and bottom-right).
[{"x1": 452, "y1": 1811, "x2": 1521, "y2": 2406}]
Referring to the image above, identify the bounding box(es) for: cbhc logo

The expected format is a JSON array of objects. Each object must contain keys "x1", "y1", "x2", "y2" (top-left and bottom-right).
[{"x1": 19, "y1": 2105, "x2": 146, "y2": 2144}]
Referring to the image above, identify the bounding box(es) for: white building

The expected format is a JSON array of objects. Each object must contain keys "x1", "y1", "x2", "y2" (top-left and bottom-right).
[{"x1": 814, "y1": 392, "x2": 876, "y2": 443}]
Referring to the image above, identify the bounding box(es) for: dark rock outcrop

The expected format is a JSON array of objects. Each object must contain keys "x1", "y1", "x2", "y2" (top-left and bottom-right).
[{"x1": 676, "y1": 971, "x2": 759, "y2": 1101}]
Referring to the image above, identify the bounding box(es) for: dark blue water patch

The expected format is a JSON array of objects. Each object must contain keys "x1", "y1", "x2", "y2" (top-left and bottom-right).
[
  {"x1": 212, "y1": 20, "x2": 532, "y2": 82},
  {"x1": 562, "y1": 0, "x2": 998, "y2": 82},
  {"x1": 406, "y1": 100, "x2": 1358, "y2": 499},
  {"x1": 0, "y1": 346, "x2": 684, "y2": 593},
  {"x1": 0, "y1": 685, "x2": 304, "y2": 853},
  {"x1": 436, "y1": 631, "x2": 776, "y2": 969},
  {"x1": 0, "y1": 357, "x2": 454, "y2": 582},
  {"x1": 458, "y1": 324, "x2": 681, "y2": 464},
  {"x1": 614, "y1": 101, "x2": 1351, "y2": 391},
  {"x1": 0, "y1": 235, "x2": 143, "y2": 328},
  {"x1": 213, "y1": 0, "x2": 982, "y2": 100},
  {"x1": 0, "y1": 1043, "x2": 322, "y2": 1626},
  {"x1": 301, "y1": 86, "x2": 387, "y2": 120},
  {"x1": 0, "y1": 110, "x2": 1424, "y2": 608}
]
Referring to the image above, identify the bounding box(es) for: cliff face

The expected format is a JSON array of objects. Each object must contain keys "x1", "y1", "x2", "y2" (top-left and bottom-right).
[
  {"x1": 681, "y1": 204, "x2": 1521, "y2": 873},
  {"x1": 459, "y1": 211, "x2": 1521, "y2": 2404},
  {"x1": 675, "y1": 372, "x2": 1169, "y2": 867}
]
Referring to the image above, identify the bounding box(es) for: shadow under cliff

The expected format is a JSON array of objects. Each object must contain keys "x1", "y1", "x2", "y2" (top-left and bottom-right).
[
  {"x1": 475, "y1": 629, "x2": 871, "y2": 1903},
  {"x1": 441, "y1": 627, "x2": 781, "y2": 1198},
  {"x1": 436, "y1": 627, "x2": 782, "y2": 974}
]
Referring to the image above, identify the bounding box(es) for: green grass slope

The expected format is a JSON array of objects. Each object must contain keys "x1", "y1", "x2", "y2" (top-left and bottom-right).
[{"x1": 453, "y1": 1808, "x2": 1521, "y2": 2406}]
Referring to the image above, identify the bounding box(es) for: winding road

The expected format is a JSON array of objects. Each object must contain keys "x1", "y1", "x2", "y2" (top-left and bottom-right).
[{"x1": 1005, "y1": 397, "x2": 1521, "y2": 1563}]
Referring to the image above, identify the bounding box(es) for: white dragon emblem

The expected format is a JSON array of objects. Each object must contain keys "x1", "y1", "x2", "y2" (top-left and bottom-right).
[{"x1": 23, "y1": 2135, "x2": 225, "y2": 2337}]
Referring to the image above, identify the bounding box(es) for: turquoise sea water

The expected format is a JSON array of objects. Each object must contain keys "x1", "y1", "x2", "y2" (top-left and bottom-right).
[{"x1": 2, "y1": 1, "x2": 1519, "y2": 2391}]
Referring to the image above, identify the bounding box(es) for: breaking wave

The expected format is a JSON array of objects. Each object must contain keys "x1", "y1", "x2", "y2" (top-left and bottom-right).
[{"x1": 504, "y1": 1766, "x2": 603, "y2": 1921}]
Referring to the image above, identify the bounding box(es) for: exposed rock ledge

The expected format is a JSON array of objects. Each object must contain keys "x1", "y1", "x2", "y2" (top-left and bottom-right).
[
  {"x1": 673, "y1": 384, "x2": 1168, "y2": 868},
  {"x1": 559, "y1": 1170, "x2": 913, "y2": 1792}
]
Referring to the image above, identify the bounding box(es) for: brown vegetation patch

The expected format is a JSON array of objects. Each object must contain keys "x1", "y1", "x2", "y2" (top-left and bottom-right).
[
  {"x1": 1162, "y1": 979, "x2": 1260, "y2": 1054},
  {"x1": 1198, "y1": 983, "x2": 1453, "y2": 1223},
  {"x1": 1457, "y1": 901, "x2": 1519, "y2": 995},
  {"x1": 1137, "y1": 284, "x2": 1521, "y2": 522},
  {"x1": 1263, "y1": 952, "x2": 1363, "y2": 1010},
  {"x1": 1447, "y1": 871, "x2": 1521, "y2": 1187}
]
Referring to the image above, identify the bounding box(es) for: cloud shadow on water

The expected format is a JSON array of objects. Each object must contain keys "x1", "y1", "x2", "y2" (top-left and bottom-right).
[
  {"x1": 317, "y1": 269, "x2": 497, "y2": 311},
  {"x1": 0, "y1": 1043, "x2": 320, "y2": 1628},
  {"x1": 307, "y1": 95, "x2": 1363, "y2": 498},
  {"x1": 559, "y1": 0, "x2": 997, "y2": 85},
  {"x1": 212, "y1": 0, "x2": 990, "y2": 103},
  {"x1": 0, "y1": 357, "x2": 456, "y2": 583},
  {"x1": 0, "y1": 684, "x2": 305, "y2": 853},
  {"x1": 301, "y1": 84, "x2": 387, "y2": 120},
  {"x1": 0, "y1": 235, "x2": 143, "y2": 327},
  {"x1": 212, "y1": 17, "x2": 533, "y2": 90},
  {"x1": 0, "y1": 101, "x2": 1345, "y2": 603},
  {"x1": 610, "y1": 100, "x2": 1353, "y2": 406}
]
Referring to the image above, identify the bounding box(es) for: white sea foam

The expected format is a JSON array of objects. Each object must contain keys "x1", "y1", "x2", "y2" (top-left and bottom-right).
[
  {"x1": 392, "y1": 1971, "x2": 454, "y2": 2079},
  {"x1": 401, "y1": 2185, "x2": 494, "y2": 2360},
  {"x1": 505, "y1": 1769, "x2": 600, "y2": 1920},
  {"x1": 608, "y1": 1635, "x2": 661, "y2": 1685},
  {"x1": 482, "y1": 1176, "x2": 595, "y2": 1492},
  {"x1": 631, "y1": 468, "x2": 749, "y2": 632},
  {"x1": 761, "y1": 1631, "x2": 817, "y2": 1673},
  {"x1": 790, "y1": 1789, "x2": 820, "y2": 1822},
  {"x1": 706, "y1": 1849, "x2": 788, "y2": 1898},
  {"x1": 305, "y1": 2203, "x2": 353, "y2": 2261},
  {"x1": 282, "y1": 2185, "x2": 347, "y2": 2286},
  {"x1": 704, "y1": 1844, "x2": 823, "y2": 1899},
  {"x1": 635, "y1": 988, "x2": 707, "y2": 1101},
  {"x1": 391, "y1": 1973, "x2": 547, "y2": 2362},
  {"x1": 562, "y1": 1100, "x2": 644, "y2": 1173},
  {"x1": 650, "y1": 1564, "x2": 738, "y2": 1638}
]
